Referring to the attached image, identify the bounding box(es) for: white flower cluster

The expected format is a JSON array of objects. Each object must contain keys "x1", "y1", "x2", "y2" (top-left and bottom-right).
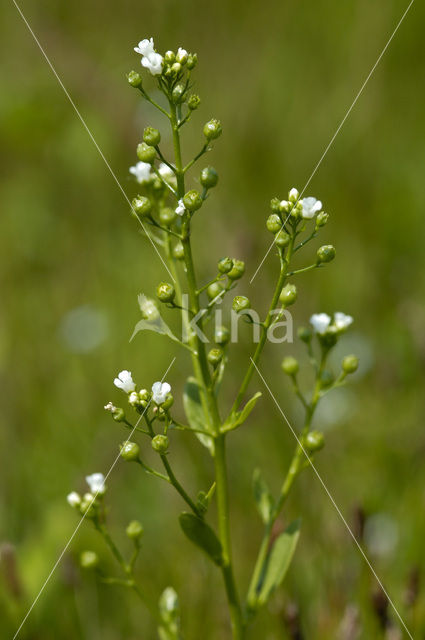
[
  {"x1": 67, "y1": 473, "x2": 106, "y2": 510},
  {"x1": 310, "y1": 312, "x2": 353, "y2": 335},
  {"x1": 112, "y1": 369, "x2": 172, "y2": 407},
  {"x1": 280, "y1": 187, "x2": 325, "y2": 221},
  {"x1": 134, "y1": 37, "x2": 163, "y2": 76},
  {"x1": 175, "y1": 199, "x2": 186, "y2": 216},
  {"x1": 129, "y1": 161, "x2": 175, "y2": 185}
]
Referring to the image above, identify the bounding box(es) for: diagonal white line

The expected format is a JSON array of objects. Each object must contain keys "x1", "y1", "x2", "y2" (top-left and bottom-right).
[
  {"x1": 251, "y1": 358, "x2": 413, "y2": 639},
  {"x1": 11, "y1": 0, "x2": 175, "y2": 282},
  {"x1": 12, "y1": 357, "x2": 176, "y2": 640},
  {"x1": 250, "y1": 0, "x2": 416, "y2": 284}
]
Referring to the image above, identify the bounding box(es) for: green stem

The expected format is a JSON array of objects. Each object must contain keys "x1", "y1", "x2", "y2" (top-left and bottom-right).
[{"x1": 230, "y1": 235, "x2": 296, "y2": 414}]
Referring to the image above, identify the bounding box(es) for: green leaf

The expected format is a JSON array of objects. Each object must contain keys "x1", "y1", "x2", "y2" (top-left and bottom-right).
[
  {"x1": 252, "y1": 468, "x2": 273, "y2": 524},
  {"x1": 179, "y1": 512, "x2": 223, "y2": 566},
  {"x1": 183, "y1": 377, "x2": 215, "y2": 455},
  {"x1": 257, "y1": 520, "x2": 301, "y2": 606},
  {"x1": 221, "y1": 392, "x2": 262, "y2": 433}
]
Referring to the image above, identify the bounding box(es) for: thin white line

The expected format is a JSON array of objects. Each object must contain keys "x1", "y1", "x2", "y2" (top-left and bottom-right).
[
  {"x1": 250, "y1": 0, "x2": 416, "y2": 284},
  {"x1": 251, "y1": 358, "x2": 413, "y2": 640},
  {"x1": 11, "y1": 0, "x2": 175, "y2": 282},
  {"x1": 12, "y1": 358, "x2": 176, "y2": 640}
]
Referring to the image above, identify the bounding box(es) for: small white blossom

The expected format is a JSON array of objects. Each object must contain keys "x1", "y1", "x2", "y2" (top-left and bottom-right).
[
  {"x1": 129, "y1": 391, "x2": 140, "y2": 406},
  {"x1": 104, "y1": 401, "x2": 117, "y2": 413},
  {"x1": 302, "y1": 197, "x2": 322, "y2": 219},
  {"x1": 334, "y1": 312, "x2": 353, "y2": 331},
  {"x1": 310, "y1": 313, "x2": 331, "y2": 334},
  {"x1": 129, "y1": 161, "x2": 152, "y2": 184},
  {"x1": 175, "y1": 199, "x2": 185, "y2": 216},
  {"x1": 86, "y1": 473, "x2": 106, "y2": 495},
  {"x1": 141, "y1": 51, "x2": 164, "y2": 76},
  {"x1": 289, "y1": 187, "x2": 299, "y2": 202},
  {"x1": 138, "y1": 294, "x2": 160, "y2": 321},
  {"x1": 176, "y1": 47, "x2": 188, "y2": 61},
  {"x1": 134, "y1": 38, "x2": 155, "y2": 57},
  {"x1": 152, "y1": 381, "x2": 171, "y2": 405},
  {"x1": 67, "y1": 491, "x2": 81, "y2": 508},
  {"x1": 114, "y1": 370, "x2": 136, "y2": 393}
]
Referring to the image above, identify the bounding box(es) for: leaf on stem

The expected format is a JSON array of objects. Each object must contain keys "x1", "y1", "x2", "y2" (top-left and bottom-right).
[
  {"x1": 252, "y1": 469, "x2": 273, "y2": 524},
  {"x1": 183, "y1": 377, "x2": 215, "y2": 454},
  {"x1": 221, "y1": 392, "x2": 262, "y2": 433},
  {"x1": 178, "y1": 512, "x2": 223, "y2": 566},
  {"x1": 257, "y1": 519, "x2": 301, "y2": 606}
]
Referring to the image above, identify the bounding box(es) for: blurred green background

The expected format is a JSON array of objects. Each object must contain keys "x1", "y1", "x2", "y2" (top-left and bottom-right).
[{"x1": 1, "y1": 0, "x2": 425, "y2": 638}]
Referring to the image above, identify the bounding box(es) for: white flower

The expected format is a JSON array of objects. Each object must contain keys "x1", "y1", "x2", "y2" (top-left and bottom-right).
[
  {"x1": 67, "y1": 491, "x2": 81, "y2": 507},
  {"x1": 289, "y1": 187, "x2": 299, "y2": 202},
  {"x1": 86, "y1": 473, "x2": 106, "y2": 495},
  {"x1": 138, "y1": 294, "x2": 160, "y2": 321},
  {"x1": 302, "y1": 197, "x2": 322, "y2": 219},
  {"x1": 175, "y1": 199, "x2": 185, "y2": 216},
  {"x1": 176, "y1": 47, "x2": 188, "y2": 61},
  {"x1": 152, "y1": 381, "x2": 171, "y2": 405},
  {"x1": 134, "y1": 38, "x2": 155, "y2": 56},
  {"x1": 104, "y1": 401, "x2": 117, "y2": 413},
  {"x1": 141, "y1": 51, "x2": 164, "y2": 76},
  {"x1": 129, "y1": 161, "x2": 152, "y2": 184},
  {"x1": 334, "y1": 312, "x2": 353, "y2": 331},
  {"x1": 310, "y1": 313, "x2": 331, "y2": 334},
  {"x1": 129, "y1": 391, "x2": 139, "y2": 406},
  {"x1": 114, "y1": 370, "x2": 136, "y2": 393}
]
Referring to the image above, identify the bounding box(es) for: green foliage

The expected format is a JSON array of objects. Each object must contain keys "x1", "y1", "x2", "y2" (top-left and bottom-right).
[{"x1": 178, "y1": 513, "x2": 223, "y2": 566}]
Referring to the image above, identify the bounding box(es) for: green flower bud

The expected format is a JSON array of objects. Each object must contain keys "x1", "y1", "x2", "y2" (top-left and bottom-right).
[
  {"x1": 305, "y1": 430, "x2": 325, "y2": 453},
  {"x1": 317, "y1": 244, "x2": 336, "y2": 264},
  {"x1": 281, "y1": 356, "x2": 299, "y2": 376},
  {"x1": 342, "y1": 354, "x2": 359, "y2": 374},
  {"x1": 217, "y1": 257, "x2": 233, "y2": 274},
  {"x1": 289, "y1": 188, "x2": 299, "y2": 203},
  {"x1": 207, "y1": 347, "x2": 223, "y2": 367},
  {"x1": 112, "y1": 407, "x2": 126, "y2": 422},
  {"x1": 232, "y1": 295, "x2": 251, "y2": 312},
  {"x1": 186, "y1": 53, "x2": 198, "y2": 70},
  {"x1": 316, "y1": 212, "x2": 329, "y2": 228},
  {"x1": 139, "y1": 389, "x2": 151, "y2": 403},
  {"x1": 320, "y1": 370, "x2": 334, "y2": 389},
  {"x1": 266, "y1": 214, "x2": 282, "y2": 234},
  {"x1": 171, "y1": 62, "x2": 182, "y2": 75},
  {"x1": 80, "y1": 551, "x2": 99, "y2": 570},
  {"x1": 176, "y1": 49, "x2": 188, "y2": 65},
  {"x1": 203, "y1": 119, "x2": 222, "y2": 141},
  {"x1": 188, "y1": 94, "x2": 201, "y2": 110},
  {"x1": 156, "y1": 282, "x2": 176, "y2": 303},
  {"x1": 126, "y1": 520, "x2": 144, "y2": 540},
  {"x1": 80, "y1": 493, "x2": 96, "y2": 517},
  {"x1": 279, "y1": 283, "x2": 297, "y2": 306},
  {"x1": 183, "y1": 190, "x2": 203, "y2": 212},
  {"x1": 172, "y1": 241, "x2": 184, "y2": 259},
  {"x1": 297, "y1": 327, "x2": 312, "y2": 343},
  {"x1": 143, "y1": 127, "x2": 161, "y2": 147},
  {"x1": 172, "y1": 83, "x2": 185, "y2": 104},
  {"x1": 159, "y1": 207, "x2": 176, "y2": 226},
  {"x1": 120, "y1": 441, "x2": 140, "y2": 462},
  {"x1": 127, "y1": 70, "x2": 142, "y2": 88},
  {"x1": 164, "y1": 51, "x2": 175, "y2": 64},
  {"x1": 270, "y1": 197, "x2": 281, "y2": 213},
  {"x1": 132, "y1": 196, "x2": 152, "y2": 217},
  {"x1": 207, "y1": 282, "x2": 224, "y2": 301},
  {"x1": 137, "y1": 142, "x2": 156, "y2": 164},
  {"x1": 215, "y1": 325, "x2": 230, "y2": 345},
  {"x1": 151, "y1": 434, "x2": 169, "y2": 454},
  {"x1": 274, "y1": 230, "x2": 291, "y2": 248},
  {"x1": 227, "y1": 259, "x2": 245, "y2": 280},
  {"x1": 200, "y1": 166, "x2": 219, "y2": 189},
  {"x1": 161, "y1": 394, "x2": 174, "y2": 411}
]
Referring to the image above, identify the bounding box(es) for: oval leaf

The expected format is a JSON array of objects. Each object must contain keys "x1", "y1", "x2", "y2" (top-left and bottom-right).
[
  {"x1": 179, "y1": 512, "x2": 223, "y2": 566},
  {"x1": 257, "y1": 519, "x2": 301, "y2": 606},
  {"x1": 221, "y1": 392, "x2": 262, "y2": 433},
  {"x1": 183, "y1": 378, "x2": 215, "y2": 454}
]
